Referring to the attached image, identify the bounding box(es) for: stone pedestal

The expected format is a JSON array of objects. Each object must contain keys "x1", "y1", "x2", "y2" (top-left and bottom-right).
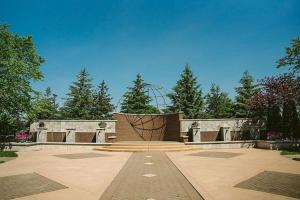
[
  {"x1": 192, "y1": 127, "x2": 201, "y2": 142},
  {"x1": 96, "y1": 128, "x2": 106, "y2": 143},
  {"x1": 66, "y1": 128, "x2": 76, "y2": 143},
  {"x1": 221, "y1": 126, "x2": 231, "y2": 141},
  {"x1": 37, "y1": 128, "x2": 47, "y2": 142}
]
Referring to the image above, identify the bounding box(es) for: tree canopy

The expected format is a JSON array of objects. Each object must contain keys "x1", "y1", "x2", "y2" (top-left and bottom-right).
[
  {"x1": 168, "y1": 64, "x2": 205, "y2": 118},
  {"x1": 27, "y1": 87, "x2": 58, "y2": 123},
  {"x1": 234, "y1": 70, "x2": 259, "y2": 118},
  {"x1": 121, "y1": 74, "x2": 159, "y2": 114},
  {"x1": 61, "y1": 69, "x2": 94, "y2": 119},
  {"x1": 250, "y1": 74, "x2": 300, "y2": 138},
  {"x1": 277, "y1": 36, "x2": 300, "y2": 74},
  {"x1": 0, "y1": 24, "x2": 44, "y2": 134},
  {"x1": 205, "y1": 84, "x2": 234, "y2": 118},
  {"x1": 92, "y1": 80, "x2": 114, "y2": 119}
]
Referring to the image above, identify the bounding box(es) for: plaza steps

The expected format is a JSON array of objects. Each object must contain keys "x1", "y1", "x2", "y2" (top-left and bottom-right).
[{"x1": 94, "y1": 141, "x2": 201, "y2": 152}]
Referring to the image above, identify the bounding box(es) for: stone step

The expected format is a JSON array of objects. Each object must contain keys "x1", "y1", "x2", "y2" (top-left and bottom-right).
[
  {"x1": 111, "y1": 142, "x2": 183, "y2": 146},
  {"x1": 94, "y1": 146, "x2": 201, "y2": 152},
  {"x1": 106, "y1": 145, "x2": 186, "y2": 149}
]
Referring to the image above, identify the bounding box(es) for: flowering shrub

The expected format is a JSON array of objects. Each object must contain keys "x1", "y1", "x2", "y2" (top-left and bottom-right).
[{"x1": 15, "y1": 131, "x2": 30, "y2": 141}]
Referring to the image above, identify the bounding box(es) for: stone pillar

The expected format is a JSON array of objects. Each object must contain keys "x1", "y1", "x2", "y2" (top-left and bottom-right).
[
  {"x1": 221, "y1": 126, "x2": 231, "y2": 141},
  {"x1": 192, "y1": 127, "x2": 201, "y2": 142},
  {"x1": 37, "y1": 127, "x2": 47, "y2": 142},
  {"x1": 96, "y1": 128, "x2": 106, "y2": 143},
  {"x1": 66, "y1": 128, "x2": 76, "y2": 143}
]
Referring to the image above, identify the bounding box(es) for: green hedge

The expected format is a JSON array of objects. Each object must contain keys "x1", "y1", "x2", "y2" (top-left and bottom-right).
[{"x1": 0, "y1": 151, "x2": 18, "y2": 157}]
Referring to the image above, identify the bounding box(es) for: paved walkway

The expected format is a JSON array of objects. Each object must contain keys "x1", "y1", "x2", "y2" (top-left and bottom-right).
[
  {"x1": 99, "y1": 152, "x2": 203, "y2": 200},
  {"x1": 168, "y1": 148, "x2": 300, "y2": 200}
]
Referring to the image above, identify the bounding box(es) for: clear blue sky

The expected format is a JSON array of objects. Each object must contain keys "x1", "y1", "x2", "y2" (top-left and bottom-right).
[{"x1": 1, "y1": 0, "x2": 299, "y2": 105}]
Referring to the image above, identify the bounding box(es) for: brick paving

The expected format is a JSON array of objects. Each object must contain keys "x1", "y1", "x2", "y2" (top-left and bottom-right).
[
  {"x1": 0, "y1": 173, "x2": 67, "y2": 200},
  {"x1": 54, "y1": 152, "x2": 110, "y2": 159},
  {"x1": 235, "y1": 171, "x2": 300, "y2": 199},
  {"x1": 188, "y1": 151, "x2": 243, "y2": 158},
  {"x1": 99, "y1": 152, "x2": 203, "y2": 200}
]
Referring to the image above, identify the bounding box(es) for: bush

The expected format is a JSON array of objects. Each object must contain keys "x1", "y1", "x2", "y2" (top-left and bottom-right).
[{"x1": 0, "y1": 151, "x2": 18, "y2": 157}]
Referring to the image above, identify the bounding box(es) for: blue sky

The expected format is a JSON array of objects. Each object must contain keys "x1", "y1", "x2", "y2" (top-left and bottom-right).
[{"x1": 1, "y1": 0, "x2": 299, "y2": 105}]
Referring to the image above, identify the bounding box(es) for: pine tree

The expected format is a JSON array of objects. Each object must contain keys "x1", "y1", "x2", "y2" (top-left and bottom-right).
[
  {"x1": 205, "y1": 84, "x2": 234, "y2": 118},
  {"x1": 92, "y1": 80, "x2": 114, "y2": 119},
  {"x1": 234, "y1": 71, "x2": 258, "y2": 117},
  {"x1": 61, "y1": 69, "x2": 94, "y2": 119},
  {"x1": 121, "y1": 74, "x2": 159, "y2": 114},
  {"x1": 168, "y1": 64, "x2": 205, "y2": 118}
]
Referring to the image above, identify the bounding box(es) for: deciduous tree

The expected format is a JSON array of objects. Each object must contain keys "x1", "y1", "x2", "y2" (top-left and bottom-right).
[
  {"x1": 277, "y1": 36, "x2": 300, "y2": 74},
  {"x1": 250, "y1": 74, "x2": 300, "y2": 138},
  {"x1": 0, "y1": 24, "x2": 44, "y2": 134}
]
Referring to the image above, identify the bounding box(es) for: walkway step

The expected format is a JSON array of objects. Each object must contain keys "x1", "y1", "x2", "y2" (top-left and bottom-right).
[{"x1": 94, "y1": 146, "x2": 201, "y2": 152}]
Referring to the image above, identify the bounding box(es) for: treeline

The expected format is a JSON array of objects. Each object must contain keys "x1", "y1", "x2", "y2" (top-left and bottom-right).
[
  {"x1": 0, "y1": 24, "x2": 299, "y2": 138},
  {"x1": 26, "y1": 66, "x2": 258, "y2": 121}
]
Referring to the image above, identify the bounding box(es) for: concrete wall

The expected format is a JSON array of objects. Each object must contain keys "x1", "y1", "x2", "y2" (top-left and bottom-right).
[
  {"x1": 30, "y1": 120, "x2": 116, "y2": 143},
  {"x1": 180, "y1": 118, "x2": 260, "y2": 142}
]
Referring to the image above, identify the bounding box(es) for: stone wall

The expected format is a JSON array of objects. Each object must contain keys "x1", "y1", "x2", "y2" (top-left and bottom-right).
[
  {"x1": 180, "y1": 118, "x2": 261, "y2": 142},
  {"x1": 30, "y1": 120, "x2": 116, "y2": 143},
  {"x1": 113, "y1": 113, "x2": 183, "y2": 141}
]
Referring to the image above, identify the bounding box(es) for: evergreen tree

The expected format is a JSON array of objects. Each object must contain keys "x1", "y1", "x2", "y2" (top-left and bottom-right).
[
  {"x1": 234, "y1": 70, "x2": 258, "y2": 117},
  {"x1": 27, "y1": 87, "x2": 58, "y2": 122},
  {"x1": 168, "y1": 64, "x2": 205, "y2": 118},
  {"x1": 205, "y1": 84, "x2": 234, "y2": 118},
  {"x1": 281, "y1": 100, "x2": 300, "y2": 139},
  {"x1": 121, "y1": 74, "x2": 159, "y2": 114},
  {"x1": 61, "y1": 69, "x2": 94, "y2": 119},
  {"x1": 92, "y1": 80, "x2": 114, "y2": 119}
]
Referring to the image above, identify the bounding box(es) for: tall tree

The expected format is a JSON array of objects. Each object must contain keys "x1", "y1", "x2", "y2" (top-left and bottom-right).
[
  {"x1": 0, "y1": 24, "x2": 44, "y2": 134},
  {"x1": 277, "y1": 36, "x2": 300, "y2": 74},
  {"x1": 168, "y1": 64, "x2": 205, "y2": 118},
  {"x1": 250, "y1": 74, "x2": 300, "y2": 138},
  {"x1": 61, "y1": 69, "x2": 94, "y2": 119},
  {"x1": 92, "y1": 80, "x2": 114, "y2": 119},
  {"x1": 121, "y1": 74, "x2": 159, "y2": 114},
  {"x1": 234, "y1": 70, "x2": 259, "y2": 117},
  {"x1": 27, "y1": 87, "x2": 58, "y2": 123},
  {"x1": 205, "y1": 84, "x2": 234, "y2": 118}
]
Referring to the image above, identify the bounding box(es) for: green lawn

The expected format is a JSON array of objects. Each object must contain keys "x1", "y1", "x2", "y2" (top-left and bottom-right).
[{"x1": 0, "y1": 151, "x2": 18, "y2": 157}]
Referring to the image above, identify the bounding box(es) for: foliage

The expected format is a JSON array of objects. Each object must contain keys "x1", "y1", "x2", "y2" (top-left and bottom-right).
[
  {"x1": 0, "y1": 151, "x2": 18, "y2": 157},
  {"x1": 27, "y1": 87, "x2": 59, "y2": 123},
  {"x1": 61, "y1": 69, "x2": 94, "y2": 119},
  {"x1": 205, "y1": 84, "x2": 234, "y2": 118},
  {"x1": 250, "y1": 74, "x2": 300, "y2": 138},
  {"x1": 0, "y1": 24, "x2": 44, "y2": 135},
  {"x1": 277, "y1": 36, "x2": 300, "y2": 74},
  {"x1": 280, "y1": 150, "x2": 300, "y2": 155},
  {"x1": 234, "y1": 70, "x2": 259, "y2": 117},
  {"x1": 121, "y1": 74, "x2": 159, "y2": 114},
  {"x1": 92, "y1": 80, "x2": 114, "y2": 119},
  {"x1": 168, "y1": 64, "x2": 205, "y2": 118}
]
